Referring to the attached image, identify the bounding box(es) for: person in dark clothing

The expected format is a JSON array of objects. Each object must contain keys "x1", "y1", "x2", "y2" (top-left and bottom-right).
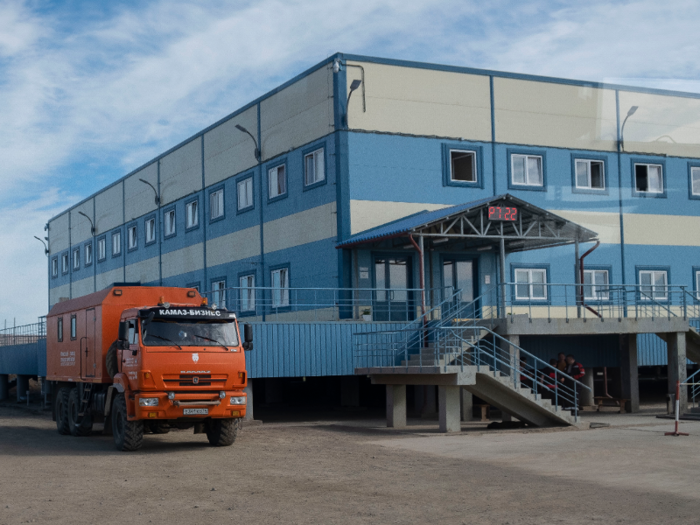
[
  {"x1": 541, "y1": 358, "x2": 559, "y2": 403},
  {"x1": 556, "y1": 352, "x2": 567, "y2": 372},
  {"x1": 564, "y1": 354, "x2": 586, "y2": 408}
]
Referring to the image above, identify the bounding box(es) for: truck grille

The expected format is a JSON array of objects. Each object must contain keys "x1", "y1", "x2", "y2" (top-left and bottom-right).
[{"x1": 163, "y1": 374, "x2": 227, "y2": 387}]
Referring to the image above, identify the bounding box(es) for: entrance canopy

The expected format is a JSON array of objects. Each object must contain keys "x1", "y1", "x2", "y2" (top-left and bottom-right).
[{"x1": 337, "y1": 194, "x2": 598, "y2": 251}]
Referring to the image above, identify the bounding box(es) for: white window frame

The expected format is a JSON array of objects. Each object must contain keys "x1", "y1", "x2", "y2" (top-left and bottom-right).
[
  {"x1": 691, "y1": 167, "x2": 700, "y2": 196},
  {"x1": 210, "y1": 189, "x2": 224, "y2": 220},
  {"x1": 164, "y1": 210, "x2": 176, "y2": 237},
  {"x1": 268, "y1": 165, "x2": 286, "y2": 199},
  {"x1": 575, "y1": 159, "x2": 605, "y2": 190},
  {"x1": 511, "y1": 154, "x2": 543, "y2": 187},
  {"x1": 127, "y1": 225, "x2": 137, "y2": 250},
  {"x1": 85, "y1": 243, "x2": 92, "y2": 266},
  {"x1": 696, "y1": 270, "x2": 700, "y2": 300},
  {"x1": 186, "y1": 200, "x2": 198, "y2": 229},
  {"x1": 304, "y1": 148, "x2": 325, "y2": 186},
  {"x1": 97, "y1": 238, "x2": 106, "y2": 261},
  {"x1": 449, "y1": 149, "x2": 477, "y2": 183},
  {"x1": 583, "y1": 269, "x2": 609, "y2": 300},
  {"x1": 271, "y1": 268, "x2": 289, "y2": 307},
  {"x1": 112, "y1": 231, "x2": 121, "y2": 256},
  {"x1": 52, "y1": 258, "x2": 58, "y2": 277},
  {"x1": 634, "y1": 163, "x2": 663, "y2": 194},
  {"x1": 239, "y1": 274, "x2": 256, "y2": 312},
  {"x1": 211, "y1": 280, "x2": 226, "y2": 309},
  {"x1": 237, "y1": 178, "x2": 253, "y2": 211},
  {"x1": 72, "y1": 248, "x2": 80, "y2": 270},
  {"x1": 639, "y1": 270, "x2": 668, "y2": 301},
  {"x1": 145, "y1": 218, "x2": 155, "y2": 244},
  {"x1": 61, "y1": 253, "x2": 68, "y2": 274},
  {"x1": 514, "y1": 268, "x2": 547, "y2": 301}
]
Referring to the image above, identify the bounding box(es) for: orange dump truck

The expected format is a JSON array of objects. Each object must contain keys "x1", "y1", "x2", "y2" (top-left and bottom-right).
[{"x1": 46, "y1": 286, "x2": 252, "y2": 451}]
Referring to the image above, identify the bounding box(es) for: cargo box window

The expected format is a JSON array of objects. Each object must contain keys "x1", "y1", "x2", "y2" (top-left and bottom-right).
[
  {"x1": 70, "y1": 315, "x2": 77, "y2": 340},
  {"x1": 57, "y1": 317, "x2": 63, "y2": 342}
]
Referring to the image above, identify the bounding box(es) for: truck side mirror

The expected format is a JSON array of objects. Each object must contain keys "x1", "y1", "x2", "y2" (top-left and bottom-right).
[
  {"x1": 118, "y1": 321, "x2": 129, "y2": 348},
  {"x1": 243, "y1": 323, "x2": 253, "y2": 351}
]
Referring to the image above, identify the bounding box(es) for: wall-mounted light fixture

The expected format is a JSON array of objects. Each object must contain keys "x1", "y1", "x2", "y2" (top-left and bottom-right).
[
  {"x1": 235, "y1": 124, "x2": 261, "y2": 162},
  {"x1": 139, "y1": 178, "x2": 160, "y2": 206},
  {"x1": 34, "y1": 236, "x2": 48, "y2": 255},
  {"x1": 620, "y1": 105, "x2": 639, "y2": 152},
  {"x1": 78, "y1": 211, "x2": 95, "y2": 235}
]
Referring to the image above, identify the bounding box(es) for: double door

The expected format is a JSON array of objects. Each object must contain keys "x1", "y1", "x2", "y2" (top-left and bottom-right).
[
  {"x1": 374, "y1": 257, "x2": 413, "y2": 321},
  {"x1": 443, "y1": 258, "x2": 478, "y2": 316}
]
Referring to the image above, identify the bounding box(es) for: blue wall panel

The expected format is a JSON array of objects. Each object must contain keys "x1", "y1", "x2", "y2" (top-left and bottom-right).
[{"x1": 0, "y1": 339, "x2": 46, "y2": 376}]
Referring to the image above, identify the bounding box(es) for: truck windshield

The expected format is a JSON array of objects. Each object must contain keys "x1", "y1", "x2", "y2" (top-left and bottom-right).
[{"x1": 142, "y1": 320, "x2": 239, "y2": 348}]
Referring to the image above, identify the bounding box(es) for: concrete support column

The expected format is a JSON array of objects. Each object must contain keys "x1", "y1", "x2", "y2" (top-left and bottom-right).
[
  {"x1": 501, "y1": 334, "x2": 520, "y2": 384},
  {"x1": 386, "y1": 384, "x2": 406, "y2": 428},
  {"x1": 619, "y1": 334, "x2": 640, "y2": 413},
  {"x1": 460, "y1": 388, "x2": 474, "y2": 421},
  {"x1": 421, "y1": 385, "x2": 438, "y2": 418},
  {"x1": 581, "y1": 367, "x2": 595, "y2": 407},
  {"x1": 244, "y1": 379, "x2": 254, "y2": 421},
  {"x1": 667, "y1": 332, "x2": 688, "y2": 414},
  {"x1": 0, "y1": 374, "x2": 8, "y2": 401},
  {"x1": 438, "y1": 385, "x2": 461, "y2": 432},
  {"x1": 341, "y1": 376, "x2": 360, "y2": 407},
  {"x1": 16, "y1": 375, "x2": 29, "y2": 403}
]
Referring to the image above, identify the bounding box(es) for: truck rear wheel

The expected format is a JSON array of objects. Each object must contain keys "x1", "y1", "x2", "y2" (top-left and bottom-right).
[
  {"x1": 55, "y1": 387, "x2": 71, "y2": 435},
  {"x1": 112, "y1": 393, "x2": 143, "y2": 451},
  {"x1": 205, "y1": 418, "x2": 239, "y2": 447},
  {"x1": 68, "y1": 388, "x2": 93, "y2": 437},
  {"x1": 106, "y1": 342, "x2": 119, "y2": 379}
]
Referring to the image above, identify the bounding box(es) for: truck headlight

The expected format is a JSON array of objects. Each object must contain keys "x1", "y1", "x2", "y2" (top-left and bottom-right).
[
  {"x1": 230, "y1": 396, "x2": 246, "y2": 405},
  {"x1": 139, "y1": 398, "x2": 159, "y2": 407}
]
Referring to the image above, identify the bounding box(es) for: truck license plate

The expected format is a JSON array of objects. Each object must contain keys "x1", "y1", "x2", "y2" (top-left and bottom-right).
[{"x1": 184, "y1": 408, "x2": 209, "y2": 415}]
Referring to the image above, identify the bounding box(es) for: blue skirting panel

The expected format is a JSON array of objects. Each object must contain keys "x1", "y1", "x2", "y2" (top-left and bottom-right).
[{"x1": 0, "y1": 340, "x2": 46, "y2": 376}]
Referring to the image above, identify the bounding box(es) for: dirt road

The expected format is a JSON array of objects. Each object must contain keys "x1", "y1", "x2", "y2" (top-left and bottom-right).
[{"x1": 1, "y1": 406, "x2": 699, "y2": 524}]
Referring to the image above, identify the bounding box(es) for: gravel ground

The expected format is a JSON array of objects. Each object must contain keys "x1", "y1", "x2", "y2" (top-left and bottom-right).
[{"x1": 1, "y1": 405, "x2": 699, "y2": 525}]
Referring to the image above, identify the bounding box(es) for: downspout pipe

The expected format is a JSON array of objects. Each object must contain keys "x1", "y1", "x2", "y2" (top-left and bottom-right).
[{"x1": 579, "y1": 240, "x2": 601, "y2": 318}]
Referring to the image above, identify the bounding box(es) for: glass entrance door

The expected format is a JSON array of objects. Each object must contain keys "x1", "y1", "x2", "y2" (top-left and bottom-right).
[
  {"x1": 374, "y1": 257, "x2": 412, "y2": 321},
  {"x1": 443, "y1": 259, "x2": 477, "y2": 316}
]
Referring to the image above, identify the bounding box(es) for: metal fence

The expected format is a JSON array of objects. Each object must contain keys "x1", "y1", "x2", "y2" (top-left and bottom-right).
[{"x1": 0, "y1": 318, "x2": 46, "y2": 347}]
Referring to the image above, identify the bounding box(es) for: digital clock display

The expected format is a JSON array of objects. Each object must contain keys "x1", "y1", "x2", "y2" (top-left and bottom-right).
[{"x1": 488, "y1": 206, "x2": 518, "y2": 221}]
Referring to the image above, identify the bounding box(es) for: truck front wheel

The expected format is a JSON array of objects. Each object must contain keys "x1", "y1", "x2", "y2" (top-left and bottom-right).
[
  {"x1": 68, "y1": 388, "x2": 93, "y2": 437},
  {"x1": 205, "y1": 418, "x2": 239, "y2": 447},
  {"x1": 55, "y1": 387, "x2": 71, "y2": 435},
  {"x1": 112, "y1": 393, "x2": 144, "y2": 451}
]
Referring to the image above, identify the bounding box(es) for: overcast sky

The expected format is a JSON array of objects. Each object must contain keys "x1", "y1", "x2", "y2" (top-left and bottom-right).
[{"x1": 1, "y1": 0, "x2": 699, "y2": 325}]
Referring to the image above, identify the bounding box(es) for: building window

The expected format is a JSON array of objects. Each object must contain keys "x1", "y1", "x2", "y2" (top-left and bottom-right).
[
  {"x1": 164, "y1": 209, "x2": 176, "y2": 237},
  {"x1": 186, "y1": 200, "x2": 198, "y2": 229},
  {"x1": 128, "y1": 225, "x2": 137, "y2": 250},
  {"x1": 635, "y1": 163, "x2": 663, "y2": 193},
  {"x1": 583, "y1": 270, "x2": 609, "y2": 300},
  {"x1": 450, "y1": 150, "x2": 477, "y2": 183},
  {"x1": 691, "y1": 167, "x2": 700, "y2": 196},
  {"x1": 211, "y1": 280, "x2": 226, "y2": 309},
  {"x1": 511, "y1": 154, "x2": 543, "y2": 187},
  {"x1": 145, "y1": 218, "x2": 155, "y2": 244},
  {"x1": 268, "y1": 165, "x2": 286, "y2": 200},
  {"x1": 57, "y1": 317, "x2": 63, "y2": 342},
  {"x1": 61, "y1": 253, "x2": 68, "y2": 274},
  {"x1": 72, "y1": 248, "x2": 80, "y2": 270},
  {"x1": 304, "y1": 148, "x2": 325, "y2": 186},
  {"x1": 51, "y1": 257, "x2": 58, "y2": 278},
  {"x1": 695, "y1": 270, "x2": 700, "y2": 299},
  {"x1": 575, "y1": 160, "x2": 605, "y2": 190},
  {"x1": 514, "y1": 268, "x2": 547, "y2": 301},
  {"x1": 85, "y1": 243, "x2": 92, "y2": 266},
  {"x1": 97, "y1": 237, "x2": 106, "y2": 261},
  {"x1": 70, "y1": 315, "x2": 77, "y2": 340},
  {"x1": 639, "y1": 270, "x2": 668, "y2": 301},
  {"x1": 239, "y1": 274, "x2": 255, "y2": 312},
  {"x1": 112, "y1": 231, "x2": 121, "y2": 256},
  {"x1": 237, "y1": 178, "x2": 254, "y2": 211},
  {"x1": 210, "y1": 189, "x2": 224, "y2": 220},
  {"x1": 271, "y1": 268, "x2": 289, "y2": 307}
]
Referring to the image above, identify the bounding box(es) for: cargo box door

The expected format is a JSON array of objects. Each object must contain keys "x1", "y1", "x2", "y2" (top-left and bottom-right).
[{"x1": 83, "y1": 308, "x2": 97, "y2": 378}]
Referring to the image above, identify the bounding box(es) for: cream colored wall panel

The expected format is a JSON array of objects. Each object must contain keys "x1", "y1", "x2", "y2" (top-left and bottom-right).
[
  {"x1": 125, "y1": 256, "x2": 160, "y2": 284},
  {"x1": 160, "y1": 139, "x2": 202, "y2": 205},
  {"x1": 49, "y1": 284, "x2": 71, "y2": 310},
  {"x1": 161, "y1": 244, "x2": 204, "y2": 280},
  {"x1": 71, "y1": 276, "x2": 95, "y2": 299},
  {"x1": 494, "y1": 78, "x2": 618, "y2": 151},
  {"x1": 69, "y1": 199, "x2": 95, "y2": 246},
  {"x1": 207, "y1": 225, "x2": 260, "y2": 268},
  {"x1": 95, "y1": 183, "x2": 124, "y2": 234},
  {"x1": 346, "y1": 61, "x2": 491, "y2": 141},
  {"x1": 350, "y1": 200, "x2": 449, "y2": 235},
  {"x1": 96, "y1": 268, "x2": 124, "y2": 292},
  {"x1": 548, "y1": 210, "x2": 620, "y2": 244},
  {"x1": 264, "y1": 203, "x2": 337, "y2": 253},
  {"x1": 204, "y1": 106, "x2": 258, "y2": 187},
  {"x1": 624, "y1": 214, "x2": 700, "y2": 246},
  {"x1": 49, "y1": 213, "x2": 70, "y2": 254},
  {"x1": 261, "y1": 65, "x2": 334, "y2": 160},
  {"x1": 618, "y1": 91, "x2": 700, "y2": 158},
  {"x1": 124, "y1": 163, "x2": 158, "y2": 221}
]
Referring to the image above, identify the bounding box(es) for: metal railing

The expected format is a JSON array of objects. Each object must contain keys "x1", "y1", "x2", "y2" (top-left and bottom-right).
[
  {"x1": 0, "y1": 318, "x2": 46, "y2": 347},
  {"x1": 687, "y1": 368, "x2": 700, "y2": 409}
]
